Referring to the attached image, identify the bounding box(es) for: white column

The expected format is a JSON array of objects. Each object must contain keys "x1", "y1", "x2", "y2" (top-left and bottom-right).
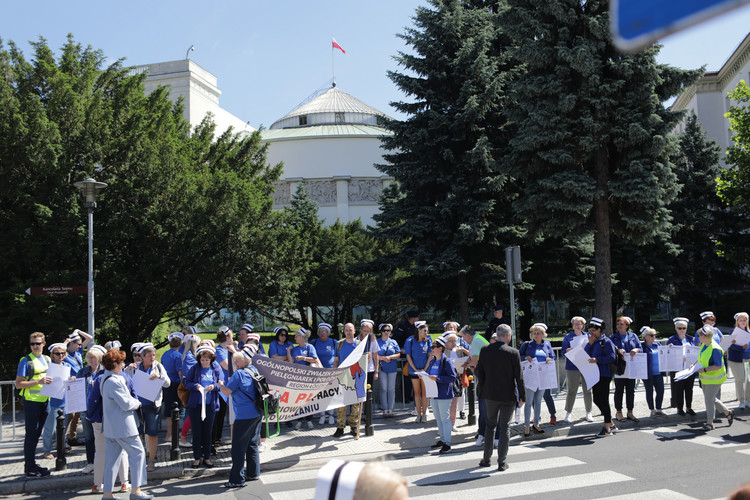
[{"x1": 334, "y1": 175, "x2": 350, "y2": 222}]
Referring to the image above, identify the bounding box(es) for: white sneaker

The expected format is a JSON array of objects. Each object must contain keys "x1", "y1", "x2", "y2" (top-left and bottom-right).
[
  {"x1": 307, "y1": 421, "x2": 314, "y2": 429},
  {"x1": 476, "y1": 435, "x2": 484, "y2": 446},
  {"x1": 81, "y1": 463, "x2": 95, "y2": 474},
  {"x1": 328, "y1": 415, "x2": 335, "y2": 425},
  {"x1": 585, "y1": 412, "x2": 594, "y2": 422},
  {"x1": 294, "y1": 421, "x2": 302, "y2": 430},
  {"x1": 178, "y1": 439, "x2": 191, "y2": 448},
  {"x1": 563, "y1": 412, "x2": 572, "y2": 423},
  {"x1": 258, "y1": 442, "x2": 266, "y2": 452},
  {"x1": 452, "y1": 426, "x2": 459, "y2": 432},
  {"x1": 411, "y1": 409, "x2": 418, "y2": 416},
  {"x1": 319, "y1": 415, "x2": 326, "y2": 425},
  {"x1": 415, "y1": 415, "x2": 422, "y2": 424}
]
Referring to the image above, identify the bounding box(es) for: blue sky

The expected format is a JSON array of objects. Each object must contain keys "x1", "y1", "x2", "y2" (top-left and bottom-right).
[{"x1": 2, "y1": 0, "x2": 749, "y2": 128}]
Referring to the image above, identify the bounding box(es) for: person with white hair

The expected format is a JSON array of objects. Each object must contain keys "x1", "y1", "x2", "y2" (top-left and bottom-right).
[
  {"x1": 691, "y1": 325, "x2": 734, "y2": 431},
  {"x1": 728, "y1": 312, "x2": 750, "y2": 409},
  {"x1": 667, "y1": 317, "x2": 696, "y2": 416},
  {"x1": 640, "y1": 327, "x2": 666, "y2": 417},
  {"x1": 519, "y1": 323, "x2": 555, "y2": 438},
  {"x1": 76, "y1": 344, "x2": 106, "y2": 475},
  {"x1": 135, "y1": 343, "x2": 170, "y2": 472},
  {"x1": 218, "y1": 345, "x2": 262, "y2": 488},
  {"x1": 185, "y1": 345, "x2": 223, "y2": 468},
  {"x1": 311, "y1": 323, "x2": 338, "y2": 424},
  {"x1": 562, "y1": 316, "x2": 593, "y2": 423},
  {"x1": 611, "y1": 316, "x2": 642, "y2": 423}
]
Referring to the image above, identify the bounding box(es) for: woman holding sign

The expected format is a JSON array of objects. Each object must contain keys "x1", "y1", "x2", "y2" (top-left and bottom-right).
[
  {"x1": 185, "y1": 345, "x2": 222, "y2": 468},
  {"x1": 585, "y1": 317, "x2": 617, "y2": 437},
  {"x1": 728, "y1": 312, "x2": 750, "y2": 409},
  {"x1": 425, "y1": 337, "x2": 456, "y2": 453},
  {"x1": 135, "y1": 344, "x2": 170, "y2": 472},
  {"x1": 519, "y1": 323, "x2": 555, "y2": 438},
  {"x1": 562, "y1": 317, "x2": 593, "y2": 423},
  {"x1": 692, "y1": 325, "x2": 734, "y2": 431},
  {"x1": 41, "y1": 342, "x2": 72, "y2": 460},
  {"x1": 640, "y1": 327, "x2": 666, "y2": 417},
  {"x1": 611, "y1": 317, "x2": 642, "y2": 423},
  {"x1": 667, "y1": 317, "x2": 696, "y2": 416}
]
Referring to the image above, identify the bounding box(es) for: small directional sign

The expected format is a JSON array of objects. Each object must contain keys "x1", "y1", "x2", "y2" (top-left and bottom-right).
[
  {"x1": 611, "y1": 0, "x2": 750, "y2": 52},
  {"x1": 25, "y1": 286, "x2": 87, "y2": 296}
]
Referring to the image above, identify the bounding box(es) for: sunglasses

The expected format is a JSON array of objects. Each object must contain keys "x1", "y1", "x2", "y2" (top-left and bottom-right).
[
  {"x1": 382, "y1": 329, "x2": 392, "y2": 332},
  {"x1": 30, "y1": 342, "x2": 43, "y2": 346},
  {"x1": 676, "y1": 327, "x2": 687, "y2": 330},
  {"x1": 52, "y1": 352, "x2": 65, "y2": 356}
]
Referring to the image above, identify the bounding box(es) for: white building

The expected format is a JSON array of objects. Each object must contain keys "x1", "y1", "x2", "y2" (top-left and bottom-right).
[
  {"x1": 671, "y1": 32, "x2": 750, "y2": 155},
  {"x1": 137, "y1": 60, "x2": 392, "y2": 226}
]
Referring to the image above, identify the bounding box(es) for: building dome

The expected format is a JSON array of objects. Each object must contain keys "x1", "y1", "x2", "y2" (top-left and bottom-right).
[{"x1": 269, "y1": 85, "x2": 391, "y2": 129}]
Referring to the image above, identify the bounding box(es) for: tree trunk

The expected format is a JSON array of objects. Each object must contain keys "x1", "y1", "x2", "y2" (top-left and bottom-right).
[
  {"x1": 458, "y1": 272, "x2": 470, "y2": 326},
  {"x1": 593, "y1": 148, "x2": 613, "y2": 334}
]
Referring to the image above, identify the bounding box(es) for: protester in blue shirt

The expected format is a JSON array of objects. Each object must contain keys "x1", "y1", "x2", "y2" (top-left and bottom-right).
[
  {"x1": 310, "y1": 323, "x2": 338, "y2": 425},
  {"x1": 75, "y1": 345, "x2": 106, "y2": 475},
  {"x1": 185, "y1": 345, "x2": 222, "y2": 468},
  {"x1": 425, "y1": 337, "x2": 456, "y2": 453},
  {"x1": 219, "y1": 345, "x2": 262, "y2": 488},
  {"x1": 695, "y1": 311, "x2": 724, "y2": 345},
  {"x1": 288, "y1": 328, "x2": 319, "y2": 366},
  {"x1": 562, "y1": 316, "x2": 593, "y2": 423},
  {"x1": 160, "y1": 332, "x2": 183, "y2": 443},
  {"x1": 728, "y1": 312, "x2": 750, "y2": 410},
  {"x1": 333, "y1": 323, "x2": 361, "y2": 437},
  {"x1": 268, "y1": 327, "x2": 293, "y2": 360},
  {"x1": 519, "y1": 323, "x2": 555, "y2": 438},
  {"x1": 667, "y1": 317, "x2": 696, "y2": 416},
  {"x1": 244, "y1": 332, "x2": 267, "y2": 356},
  {"x1": 178, "y1": 333, "x2": 200, "y2": 448},
  {"x1": 405, "y1": 321, "x2": 432, "y2": 423},
  {"x1": 42, "y1": 343, "x2": 72, "y2": 459},
  {"x1": 377, "y1": 323, "x2": 400, "y2": 418},
  {"x1": 640, "y1": 327, "x2": 665, "y2": 417},
  {"x1": 214, "y1": 326, "x2": 236, "y2": 447},
  {"x1": 584, "y1": 317, "x2": 617, "y2": 437},
  {"x1": 611, "y1": 316, "x2": 642, "y2": 423},
  {"x1": 135, "y1": 343, "x2": 170, "y2": 472}
]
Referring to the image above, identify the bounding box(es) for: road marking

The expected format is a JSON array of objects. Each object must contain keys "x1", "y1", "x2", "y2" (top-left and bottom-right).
[
  {"x1": 640, "y1": 427, "x2": 745, "y2": 448},
  {"x1": 262, "y1": 444, "x2": 545, "y2": 484},
  {"x1": 591, "y1": 489, "x2": 697, "y2": 500}
]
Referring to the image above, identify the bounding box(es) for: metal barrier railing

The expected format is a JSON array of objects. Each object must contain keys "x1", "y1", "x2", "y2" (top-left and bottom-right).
[{"x1": 0, "y1": 380, "x2": 20, "y2": 442}]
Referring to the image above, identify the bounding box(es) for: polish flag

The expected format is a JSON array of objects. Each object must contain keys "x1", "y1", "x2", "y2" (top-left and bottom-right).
[{"x1": 332, "y1": 36, "x2": 346, "y2": 54}]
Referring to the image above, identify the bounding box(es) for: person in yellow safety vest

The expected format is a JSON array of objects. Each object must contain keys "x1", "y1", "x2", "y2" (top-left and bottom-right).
[
  {"x1": 15, "y1": 331, "x2": 53, "y2": 478},
  {"x1": 691, "y1": 325, "x2": 734, "y2": 431}
]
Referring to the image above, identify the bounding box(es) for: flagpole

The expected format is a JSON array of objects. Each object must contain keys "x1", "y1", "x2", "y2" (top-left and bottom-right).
[{"x1": 332, "y1": 37, "x2": 335, "y2": 86}]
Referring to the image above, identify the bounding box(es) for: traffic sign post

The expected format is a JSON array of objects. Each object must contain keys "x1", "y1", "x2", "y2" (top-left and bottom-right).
[
  {"x1": 611, "y1": 0, "x2": 750, "y2": 52},
  {"x1": 505, "y1": 246, "x2": 522, "y2": 347},
  {"x1": 25, "y1": 286, "x2": 87, "y2": 296}
]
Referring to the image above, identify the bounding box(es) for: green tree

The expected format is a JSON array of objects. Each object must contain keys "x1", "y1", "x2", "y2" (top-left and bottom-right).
[
  {"x1": 501, "y1": 0, "x2": 702, "y2": 331},
  {"x1": 0, "y1": 36, "x2": 284, "y2": 374},
  {"x1": 375, "y1": 0, "x2": 521, "y2": 324}
]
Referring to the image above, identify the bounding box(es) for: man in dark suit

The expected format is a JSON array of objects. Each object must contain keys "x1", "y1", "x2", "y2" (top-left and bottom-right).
[
  {"x1": 476, "y1": 324, "x2": 524, "y2": 471},
  {"x1": 484, "y1": 305, "x2": 510, "y2": 341}
]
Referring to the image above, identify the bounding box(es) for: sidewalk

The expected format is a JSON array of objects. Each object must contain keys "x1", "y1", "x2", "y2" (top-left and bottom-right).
[{"x1": 0, "y1": 377, "x2": 740, "y2": 495}]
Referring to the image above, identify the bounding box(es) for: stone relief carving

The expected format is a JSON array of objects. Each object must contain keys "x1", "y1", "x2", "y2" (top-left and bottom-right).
[
  {"x1": 348, "y1": 179, "x2": 382, "y2": 203},
  {"x1": 306, "y1": 180, "x2": 336, "y2": 206},
  {"x1": 272, "y1": 181, "x2": 290, "y2": 206}
]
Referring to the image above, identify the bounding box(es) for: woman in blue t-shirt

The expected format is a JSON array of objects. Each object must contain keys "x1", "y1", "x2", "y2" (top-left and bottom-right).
[
  {"x1": 611, "y1": 316, "x2": 642, "y2": 423},
  {"x1": 42, "y1": 343, "x2": 72, "y2": 459},
  {"x1": 640, "y1": 326, "x2": 665, "y2": 417},
  {"x1": 178, "y1": 333, "x2": 200, "y2": 448},
  {"x1": 289, "y1": 329, "x2": 319, "y2": 430},
  {"x1": 268, "y1": 327, "x2": 293, "y2": 361},
  {"x1": 519, "y1": 323, "x2": 555, "y2": 438},
  {"x1": 310, "y1": 323, "x2": 338, "y2": 425},
  {"x1": 185, "y1": 345, "x2": 222, "y2": 468},
  {"x1": 425, "y1": 337, "x2": 456, "y2": 453},
  {"x1": 405, "y1": 321, "x2": 431, "y2": 423},
  {"x1": 377, "y1": 323, "x2": 400, "y2": 418},
  {"x1": 728, "y1": 312, "x2": 750, "y2": 409},
  {"x1": 219, "y1": 345, "x2": 261, "y2": 488}
]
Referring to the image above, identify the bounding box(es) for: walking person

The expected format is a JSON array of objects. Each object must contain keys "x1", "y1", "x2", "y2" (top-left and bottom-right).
[
  {"x1": 16, "y1": 331, "x2": 52, "y2": 478},
  {"x1": 440, "y1": 332, "x2": 465, "y2": 430},
  {"x1": 219, "y1": 346, "x2": 262, "y2": 488},
  {"x1": 585, "y1": 317, "x2": 618, "y2": 437},
  {"x1": 185, "y1": 345, "x2": 222, "y2": 467},
  {"x1": 640, "y1": 327, "x2": 666, "y2": 417},
  {"x1": 728, "y1": 312, "x2": 750, "y2": 409},
  {"x1": 463, "y1": 325, "x2": 489, "y2": 445},
  {"x1": 99, "y1": 349, "x2": 152, "y2": 500},
  {"x1": 611, "y1": 316, "x2": 642, "y2": 423},
  {"x1": 476, "y1": 324, "x2": 525, "y2": 471},
  {"x1": 376, "y1": 323, "x2": 400, "y2": 417},
  {"x1": 562, "y1": 316, "x2": 593, "y2": 422},
  {"x1": 425, "y1": 337, "x2": 456, "y2": 454},
  {"x1": 667, "y1": 317, "x2": 696, "y2": 416},
  {"x1": 691, "y1": 325, "x2": 734, "y2": 431}
]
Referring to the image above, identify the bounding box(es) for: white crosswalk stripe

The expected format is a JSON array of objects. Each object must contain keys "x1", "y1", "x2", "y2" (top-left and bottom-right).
[
  {"x1": 639, "y1": 426, "x2": 745, "y2": 449},
  {"x1": 261, "y1": 444, "x2": 545, "y2": 485},
  {"x1": 590, "y1": 490, "x2": 698, "y2": 500}
]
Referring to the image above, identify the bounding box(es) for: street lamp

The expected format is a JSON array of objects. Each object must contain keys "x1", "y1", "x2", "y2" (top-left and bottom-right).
[{"x1": 73, "y1": 178, "x2": 107, "y2": 343}]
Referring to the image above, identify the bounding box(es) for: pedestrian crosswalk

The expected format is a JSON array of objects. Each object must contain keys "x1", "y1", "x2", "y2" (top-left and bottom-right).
[
  {"x1": 262, "y1": 441, "x2": 700, "y2": 500},
  {"x1": 639, "y1": 426, "x2": 746, "y2": 449}
]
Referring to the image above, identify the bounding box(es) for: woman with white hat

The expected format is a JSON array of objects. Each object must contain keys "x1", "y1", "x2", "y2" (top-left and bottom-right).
[
  {"x1": 310, "y1": 323, "x2": 337, "y2": 425},
  {"x1": 161, "y1": 332, "x2": 183, "y2": 443},
  {"x1": 178, "y1": 333, "x2": 201, "y2": 448},
  {"x1": 728, "y1": 312, "x2": 750, "y2": 409},
  {"x1": 184, "y1": 345, "x2": 223, "y2": 468},
  {"x1": 611, "y1": 316, "x2": 641, "y2": 423},
  {"x1": 640, "y1": 327, "x2": 666, "y2": 417},
  {"x1": 135, "y1": 343, "x2": 170, "y2": 472},
  {"x1": 667, "y1": 317, "x2": 696, "y2": 416},
  {"x1": 377, "y1": 323, "x2": 400, "y2": 418},
  {"x1": 425, "y1": 337, "x2": 456, "y2": 453},
  {"x1": 288, "y1": 328, "x2": 319, "y2": 430},
  {"x1": 691, "y1": 325, "x2": 734, "y2": 431},
  {"x1": 268, "y1": 327, "x2": 293, "y2": 361},
  {"x1": 519, "y1": 323, "x2": 555, "y2": 438},
  {"x1": 405, "y1": 321, "x2": 431, "y2": 423},
  {"x1": 562, "y1": 316, "x2": 593, "y2": 423}
]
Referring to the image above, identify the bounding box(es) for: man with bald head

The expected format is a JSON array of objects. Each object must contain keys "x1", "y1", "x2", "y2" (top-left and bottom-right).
[{"x1": 333, "y1": 323, "x2": 361, "y2": 438}]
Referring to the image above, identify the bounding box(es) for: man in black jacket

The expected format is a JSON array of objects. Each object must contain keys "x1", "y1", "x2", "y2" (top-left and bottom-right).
[{"x1": 476, "y1": 324, "x2": 524, "y2": 471}]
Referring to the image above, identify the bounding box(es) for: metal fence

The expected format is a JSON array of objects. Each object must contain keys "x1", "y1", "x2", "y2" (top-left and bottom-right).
[{"x1": 0, "y1": 380, "x2": 20, "y2": 442}]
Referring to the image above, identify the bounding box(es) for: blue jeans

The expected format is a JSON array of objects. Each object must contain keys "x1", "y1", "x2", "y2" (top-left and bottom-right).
[
  {"x1": 141, "y1": 404, "x2": 160, "y2": 437},
  {"x1": 188, "y1": 406, "x2": 215, "y2": 460},
  {"x1": 379, "y1": 371, "x2": 397, "y2": 410},
  {"x1": 478, "y1": 397, "x2": 501, "y2": 439},
  {"x1": 24, "y1": 399, "x2": 48, "y2": 472},
  {"x1": 42, "y1": 405, "x2": 67, "y2": 452},
  {"x1": 82, "y1": 416, "x2": 95, "y2": 463},
  {"x1": 230, "y1": 416, "x2": 262, "y2": 484},
  {"x1": 543, "y1": 389, "x2": 556, "y2": 417},
  {"x1": 524, "y1": 388, "x2": 544, "y2": 427},
  {"x1": 643, "y1": 375, "x2": 665, "y2": 410},
  {"x1": 430, "y1": 398, "x2": 452, "y2": 445}
]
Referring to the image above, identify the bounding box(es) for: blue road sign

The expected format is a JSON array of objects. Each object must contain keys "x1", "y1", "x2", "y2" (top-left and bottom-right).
[{"x1": 611, "y1": 0, "x2": 750, "y2": 52}]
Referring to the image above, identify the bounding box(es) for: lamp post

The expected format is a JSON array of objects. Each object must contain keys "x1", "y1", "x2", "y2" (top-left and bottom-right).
[{"x1": 73, "y1": 178, "x2": 107, "y2": 343}]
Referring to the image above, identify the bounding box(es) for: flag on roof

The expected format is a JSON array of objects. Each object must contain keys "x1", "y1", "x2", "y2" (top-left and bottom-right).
[{"x1": 332, "y1": 36, "x2": 346, "y2": 54}]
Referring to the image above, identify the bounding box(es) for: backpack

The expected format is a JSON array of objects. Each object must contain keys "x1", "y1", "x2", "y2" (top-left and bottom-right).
[
  {"x1": 86, "y1": 373, "x2": 113, "y2": 423},
  {"x1": 603, "y1": 339, "x2": 627, "y2": 376},
  {"x1": 243, "y1": 367, "x2": 281, "y2": 438}
]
